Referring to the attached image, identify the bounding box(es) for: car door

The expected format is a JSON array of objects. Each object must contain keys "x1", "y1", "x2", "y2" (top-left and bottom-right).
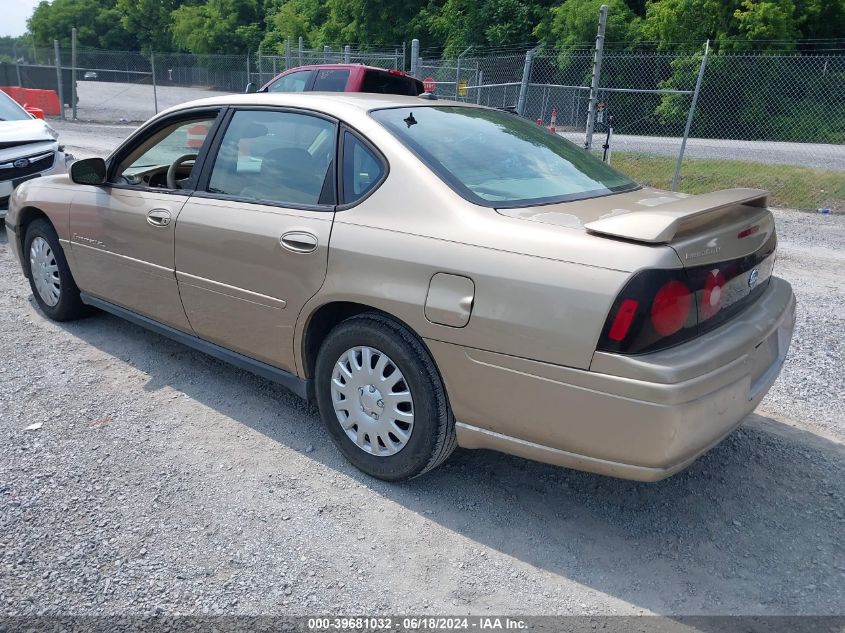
[
  {"x1": 68, "y1": 108, "x2": 222, "y2": 331},
  {"x1": 175, "y1": 108, "x2": 337, "y2": 373}
]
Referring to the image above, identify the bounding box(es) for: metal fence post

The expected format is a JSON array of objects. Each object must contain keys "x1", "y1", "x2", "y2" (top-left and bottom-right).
[
  {"x1": 672, "y1": 40, "x2": 710, "y2": 192},
  {"x1": 517, "y1": 46, "x2": 538, "y2": 116},
  {"x1": 344, "y1": 45, "x2": 351, "y2": 64},
  {"x1": 151, "y1": 50, "x2": 158, "y2": 114},
  {"x1": 298, "y1": 37, "x2": 303, "y2": 65},
  {"x1": 286, "y1": 37, "x2": 292, "y2": 70},
  {"x1": 71, "y1": 28, "x2": 78, "y2": 120},
  {"x1": 585, "y1": 4, "x2": 608, "y2": 150},
  {"x1": 53, "y1": 40, "x2": 65, "y2": 120},
  {"x1": 402, "y1": 41, "x2": 406, "y2": 72},
  {"x1": 410, "y1": 39, "x2": 419, "y2": 78},
  {"x1": 476, "y1": 70, "x2": 483, "y2": 104},
  {"x1": 456, "y1": 46, "x2": 472, "y2": 101},
  {"x1": 245, "y1": 51, "x2": 250, "y2": 85},
  {"x1": 12, "y1": 42, "x2": 22, "y2": 87}
]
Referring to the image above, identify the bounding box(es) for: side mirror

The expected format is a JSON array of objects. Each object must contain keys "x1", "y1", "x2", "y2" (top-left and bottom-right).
[
  {"x1": 244, "y1": 82, "x2": 258, "y2": 94},
  {"x1": 70, "y1": 157, "x2": 107, "y2": 185}
]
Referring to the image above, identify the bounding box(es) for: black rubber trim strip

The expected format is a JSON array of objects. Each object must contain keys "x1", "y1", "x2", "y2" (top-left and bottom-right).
[{"x1": 80, "y1": 293, "x2": 311, "y2": 400}]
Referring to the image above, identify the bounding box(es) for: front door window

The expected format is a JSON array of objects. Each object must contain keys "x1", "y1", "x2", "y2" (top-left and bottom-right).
[{"x1": 113, "y1": 117, "x2": 216, "y2": 190}]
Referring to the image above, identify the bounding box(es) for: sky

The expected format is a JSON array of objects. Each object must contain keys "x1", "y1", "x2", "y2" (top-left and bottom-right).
[{"x1": 1, "y1": 0, "x2": 42, "y2": 37}]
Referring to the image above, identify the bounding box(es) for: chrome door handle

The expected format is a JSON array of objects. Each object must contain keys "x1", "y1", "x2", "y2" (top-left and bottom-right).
[
  {"x1": 280, "y1": 231, "x2": 318, "y2": 253},
  {"x1": 147, "y1": 209, "x2": 172, "y2": 227}
]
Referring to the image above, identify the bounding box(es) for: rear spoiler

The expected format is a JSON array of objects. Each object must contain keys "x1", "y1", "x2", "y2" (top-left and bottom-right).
[{"x1": 584, "y1": 188, "x2": 769, "y2": 244}]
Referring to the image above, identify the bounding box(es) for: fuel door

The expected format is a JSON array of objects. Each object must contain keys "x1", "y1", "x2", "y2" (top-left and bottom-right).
[{"x1": 425, "y1": 273, "x2": 475, "y2": 328}]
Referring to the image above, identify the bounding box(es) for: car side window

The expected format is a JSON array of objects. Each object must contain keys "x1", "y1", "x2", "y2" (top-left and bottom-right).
[
  {"x1": 266, "y1": 70, "x2": 314, "y2": 93},
  {"x1": 342, "y1": 131, "x2": 384, "y2": 204},
  {"x1": 113, "y1": 117, "x2": 215, "y2": 189},
  {"x1": 207, "y1": 110, "x2": 336, "y2": 207},
  {"x1": 312, "y1": 69, "x2": 350, "y2": 92}
]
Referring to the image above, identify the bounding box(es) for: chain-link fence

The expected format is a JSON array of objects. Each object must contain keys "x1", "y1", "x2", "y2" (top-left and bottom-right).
[
  {"x1": 2, "y1": 36, "x2": 843, "y2": 209},
  {"x1": 0, "y1": 43, "x2": 404, "y2": 122},
  {"x1": 411, "y1": 40, "x2": 844, "y2": 209}
]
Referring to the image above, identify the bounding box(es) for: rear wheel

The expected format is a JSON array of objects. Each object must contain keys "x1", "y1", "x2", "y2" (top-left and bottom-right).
[
  {"x1": 315, "y1": 313, "x2": 456, "y2": 480},
  {"x1": 24, "y1": 219, "x2": 88, "y2": 321}
]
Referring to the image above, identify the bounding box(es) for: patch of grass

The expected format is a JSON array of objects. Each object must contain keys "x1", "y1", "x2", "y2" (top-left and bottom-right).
[{"x1": 611, "y1": 153, "x2": 844, "y2": 212}]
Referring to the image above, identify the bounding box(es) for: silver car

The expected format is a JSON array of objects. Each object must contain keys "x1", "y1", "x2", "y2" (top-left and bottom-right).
[{"x1": 0, "y1": 90, "x2": 70, "y2": 220}]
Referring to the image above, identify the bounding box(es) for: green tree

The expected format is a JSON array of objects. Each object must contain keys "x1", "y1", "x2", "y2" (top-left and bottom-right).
[
  {"x1": 421, "y1": 0, "x2": 552, "y2": 55},
  {"x1": 28, "y1": 0, "x2": 137, "y2": 49},
  {"x1": 313, "y1": 0, "x2": 424, "y2": 48},
  {"x1": 262, "y1": 0, "x2": 327, "y2": 51},
  {"x1": 729, "y1": 0, "x2": 800, "y2": 50},
  {"x1": 642, "y1": 0, "x2": 739, "y2": 49},
  {"x1": 115, "y1": 0, "x2": 183, "y2": 51},
  {"x1": 535, "y1": 0, "x2": 642, "y2": 48},
  {"x1": 171, "y1": 0, "x2": 263, "y2": 53},
  {"x1": 793, "y1": 0, "x2": 845, "y2": 40}
]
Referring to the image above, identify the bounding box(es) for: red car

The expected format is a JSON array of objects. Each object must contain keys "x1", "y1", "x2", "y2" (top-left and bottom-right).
[{"x1": 258, "y1": 64, "x2": 424, "y2": 96}]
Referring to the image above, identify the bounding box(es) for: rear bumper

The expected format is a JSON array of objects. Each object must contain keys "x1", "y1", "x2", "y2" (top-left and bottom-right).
[{"x1": 427, "y1": 277, "x2": 796, "y2": 481}]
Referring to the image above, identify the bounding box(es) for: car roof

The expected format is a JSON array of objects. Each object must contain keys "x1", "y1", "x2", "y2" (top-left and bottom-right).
[
  {"x1": 279, "y1": 63, "x2": 417, "y2": 76},
  {"x1": 161, "y1": 92, "x2": 479, "y2": 120}
]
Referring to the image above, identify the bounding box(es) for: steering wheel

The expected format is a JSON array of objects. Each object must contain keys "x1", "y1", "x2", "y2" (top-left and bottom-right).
[{"x1": 167, "y1": 153, "x2": 198, "y2": 190}]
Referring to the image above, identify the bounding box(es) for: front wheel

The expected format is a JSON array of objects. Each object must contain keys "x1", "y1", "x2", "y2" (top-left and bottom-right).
[
  {"x1": 24, "y1": 219, "x2": 88, "y2": 321},
  {"x1": 315, "y1": 313, "x2": 456, "y2": 481}
]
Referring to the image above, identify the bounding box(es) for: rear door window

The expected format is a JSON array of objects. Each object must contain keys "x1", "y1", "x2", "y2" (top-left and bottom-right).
[
  {"x1": 266, "y1": 70, "x2": 314, "y2": 93},
  {"x1": 341, "y1": 131, "x2": 385, "y2": 204},
  {"x1": 207, "y1": 110, "x2": 336, "y2": 207},
  {"x1": 361, "y1": 70, "x2": 421, "y2": 96},
  {"x1": 312, "y1": 69, "x2": 350, "y2": 92}
]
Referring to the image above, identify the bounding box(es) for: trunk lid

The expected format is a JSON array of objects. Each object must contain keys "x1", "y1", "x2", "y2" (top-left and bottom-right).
[{"x1": 497, "y1": 187, "x2": 775, "y2": 269}]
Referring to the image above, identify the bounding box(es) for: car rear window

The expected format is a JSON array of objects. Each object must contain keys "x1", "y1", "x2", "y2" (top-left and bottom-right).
[
  {"x1": 361, "y1": 70, "x2": 422, "y2": 96},
  {"x1": 371, "y1": 106, "x2": 638, "y2": 208},
  {"x1": 312, "y1": 69, "x2": 350, "y2": 92}
]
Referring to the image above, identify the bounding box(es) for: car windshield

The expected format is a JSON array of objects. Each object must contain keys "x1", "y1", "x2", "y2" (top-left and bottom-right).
[
  {"x1": 0, "y1": 91, "x2": 29, "y2": 121},
  {"x1": 371, "y1": 106, "x2": 638, "y2": 207}
]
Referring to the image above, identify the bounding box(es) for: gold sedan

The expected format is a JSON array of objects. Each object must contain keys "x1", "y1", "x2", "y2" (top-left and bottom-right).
[{"x1": 5, "y1": 93, "x2": 796, "y2": 481}]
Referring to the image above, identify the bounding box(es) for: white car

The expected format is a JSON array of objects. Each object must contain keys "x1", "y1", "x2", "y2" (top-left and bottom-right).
[{"x1": 0, "y1": 90, "x2": 70, "y2": 221}]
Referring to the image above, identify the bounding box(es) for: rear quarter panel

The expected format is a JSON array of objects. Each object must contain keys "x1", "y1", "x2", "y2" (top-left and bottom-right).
[{"x1": 296, "y1": 119, "x2": 649, "y2": 373}]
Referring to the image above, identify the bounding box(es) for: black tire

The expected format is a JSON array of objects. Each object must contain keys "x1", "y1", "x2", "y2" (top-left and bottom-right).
[
  {"x1": 23, "y1": 219, "x2": 88, "y2": 321},
  {"x1": 315, "y1": 313, "x2": 457, "y2": 481}
]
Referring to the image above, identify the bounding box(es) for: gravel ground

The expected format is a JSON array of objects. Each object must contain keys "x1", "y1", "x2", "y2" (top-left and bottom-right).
[
  {"x1": 0, "y1": 151, "x2": 843, "y2": 614},
  {"x1": 72, "y1": 81, "x2": 229, "y2": 124}
]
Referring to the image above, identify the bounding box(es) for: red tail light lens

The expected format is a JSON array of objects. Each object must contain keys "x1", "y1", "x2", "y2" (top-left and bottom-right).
[
  {"x1": 608, "y1": 299, "x2": 639, "y2": 341},
  {"x1": 650, "y1": 280, "x2": 692, "y2": 336},
  {"x1": 598, "y1": 269, "x2": 696, "y2": 354}
]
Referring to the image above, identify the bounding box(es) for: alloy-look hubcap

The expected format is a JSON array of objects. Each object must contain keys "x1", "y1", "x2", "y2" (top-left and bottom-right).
[
  {"x1": 29, "y1": 237, "x2": 61, "y2": 307},
  {"x1": 331, "y1": 346, "x2": 414, "y2": 456}
]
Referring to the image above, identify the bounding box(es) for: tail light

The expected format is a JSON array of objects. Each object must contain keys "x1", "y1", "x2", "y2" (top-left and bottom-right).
[
  {"x1": 597, "y1": 233, "x2": 776, "y2": 355},
  {"x1": 598, "y1": 269, "x2": 697, "y2": 354}
]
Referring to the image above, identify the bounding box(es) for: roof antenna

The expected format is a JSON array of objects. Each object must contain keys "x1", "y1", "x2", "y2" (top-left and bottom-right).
[{"x1": 403, "y1": 112, "x2": 417, "y2": 128}]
